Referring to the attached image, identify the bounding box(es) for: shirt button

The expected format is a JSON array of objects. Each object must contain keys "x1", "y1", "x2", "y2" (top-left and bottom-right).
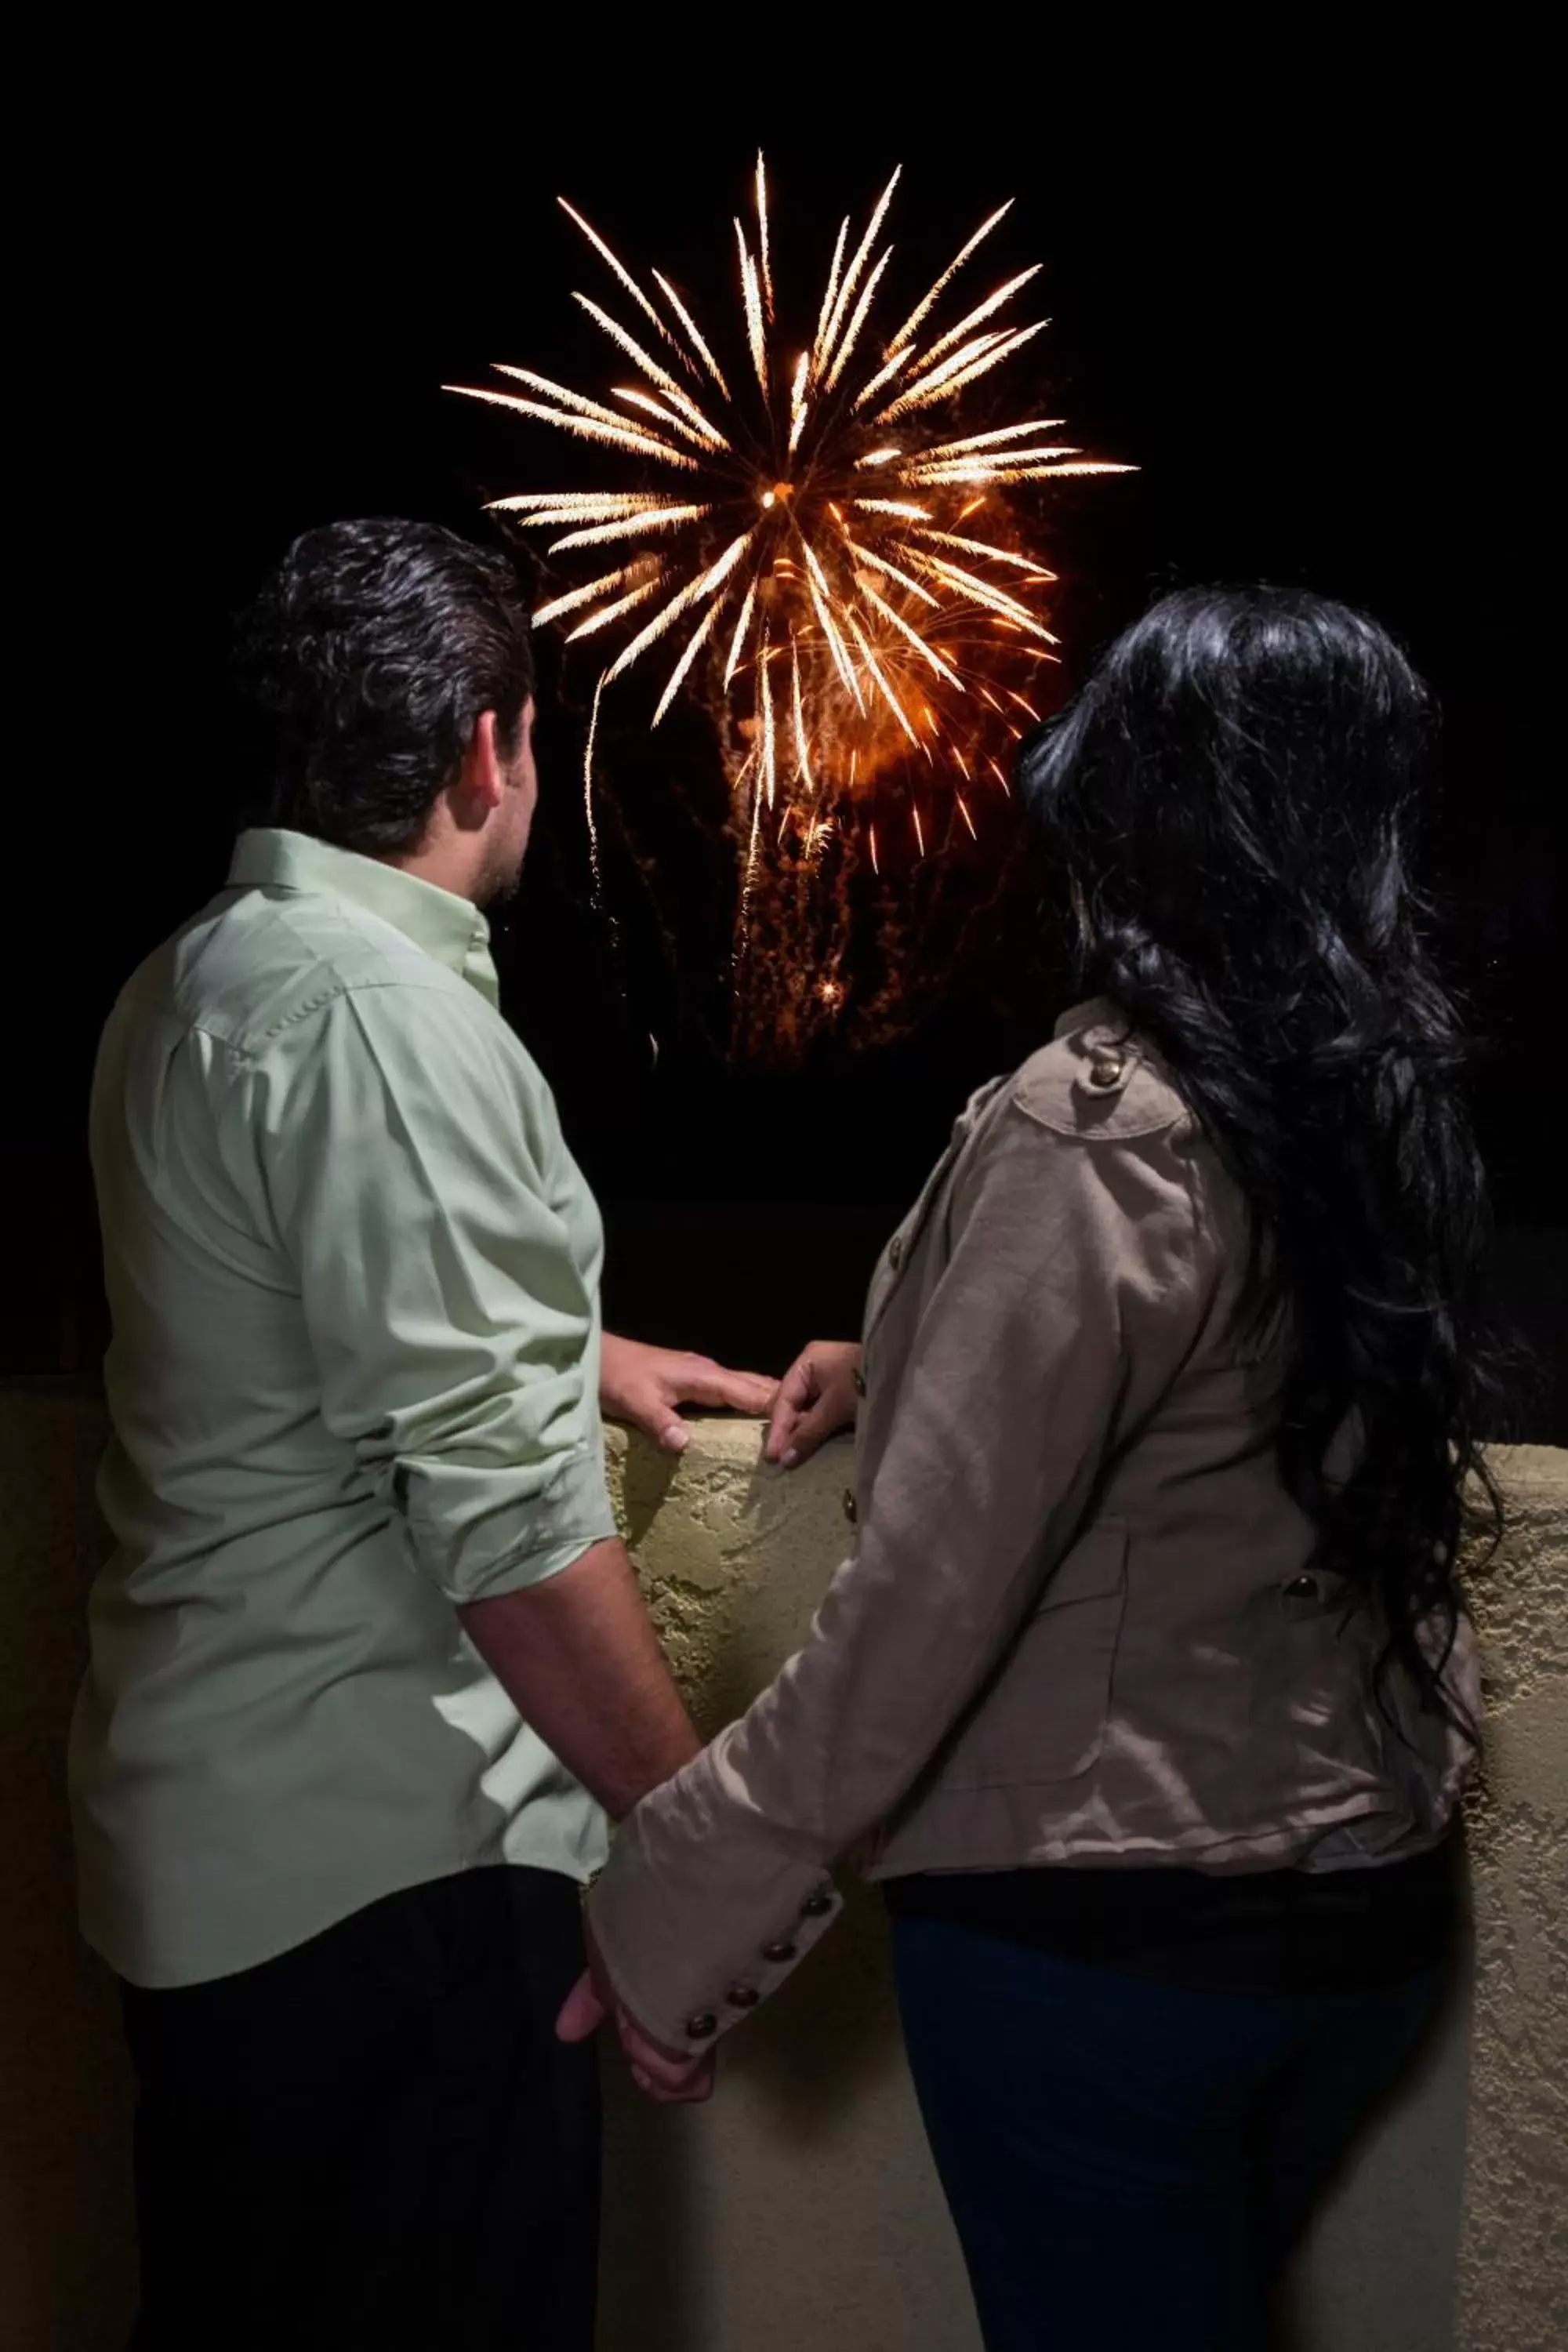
[
  {"x1": 762, "y1": 1939, "x2": 798, "y2": 1964},
  {"x1": 1283, "y1": 1573, "x2": 1321, "y2": 1601},
  {"x1": 684, "y1": 2011, "x2": 718, "y2": 2040},
  {"x1": 851, "y1": 1366, "x2": 866, "y2": 1397},
  {"x1": 726, "y1": 1984, "x2": 760, "y2": 2009},
  {"x1": 842, "y1": 1489, "x2": 858, "y2": 1525},
  {"x1": 800, "y1": 1887, "x2": 835, "y2": 1920}
]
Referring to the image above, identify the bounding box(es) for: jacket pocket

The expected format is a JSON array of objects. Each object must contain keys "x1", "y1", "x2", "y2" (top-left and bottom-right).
[{"x1": 939, "y1": 1523, "x2": 1129, "y2": 1788}]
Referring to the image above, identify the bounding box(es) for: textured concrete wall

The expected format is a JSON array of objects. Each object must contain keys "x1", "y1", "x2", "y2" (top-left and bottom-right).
[
  {"x1": 2, "y1": 1391, "x2": 1564, "y2": 2350},
  {"x1": 1457, "y1": 1450, "x2": 1568, "y2": 2350},
  {"x1": 0, "y1": 1388, "x2": 139, "y2": 2352}
]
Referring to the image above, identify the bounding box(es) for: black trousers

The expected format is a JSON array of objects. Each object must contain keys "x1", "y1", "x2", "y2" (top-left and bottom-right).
[{"x1": 121, "y1": 1866, "x2": 600, "y2": 2351}]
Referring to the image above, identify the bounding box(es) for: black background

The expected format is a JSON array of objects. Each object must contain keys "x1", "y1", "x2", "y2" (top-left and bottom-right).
[{"x1": 6, "y1": 44, "x2": 1559, "y2": 1417}]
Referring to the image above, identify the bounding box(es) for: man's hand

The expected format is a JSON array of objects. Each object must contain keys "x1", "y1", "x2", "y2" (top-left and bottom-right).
[
  {"x1": 601, "y1": 1334, "x2": 778, "y2": 1456},
  {"x1": 764, "y1": 1339, "x2": 863, "y2": 1468},
  {"x1": 557, "y1": 1922, "x2": 716, "y2": 2103}
]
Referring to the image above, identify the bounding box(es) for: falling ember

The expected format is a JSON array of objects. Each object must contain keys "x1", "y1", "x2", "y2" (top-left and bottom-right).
[{"x1": 447, "y1": 154, "x2": 1131, "y2": 1032}]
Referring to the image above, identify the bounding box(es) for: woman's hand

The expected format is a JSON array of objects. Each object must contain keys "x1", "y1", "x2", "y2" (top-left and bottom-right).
[
  {"x1": 764, "y1": 1339, "x2": 863, "y2": 1468},
  {"x1": 601, "y1": 1334, "x2": 779, "y2": 1455},
  {"x1": 556, "y1": 1922, "x2": 716, "y2": 2104}
]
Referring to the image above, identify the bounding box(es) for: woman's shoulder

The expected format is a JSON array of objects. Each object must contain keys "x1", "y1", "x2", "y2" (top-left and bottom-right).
[{"x1": 1006, "y1": 1000, "x2": 1196, "y2": 1146}]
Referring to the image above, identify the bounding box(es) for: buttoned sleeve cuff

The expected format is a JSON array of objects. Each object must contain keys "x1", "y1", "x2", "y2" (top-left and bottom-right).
[
  {"x1": 586, "y1": 1736, "x2": 844, "y2": 2054},
  {"x1": 405, "y1": 1439, "x2": 619, "y2": 1605}
]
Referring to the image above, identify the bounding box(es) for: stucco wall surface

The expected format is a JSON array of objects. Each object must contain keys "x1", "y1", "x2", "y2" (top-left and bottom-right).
[
  {"x1": 2, "y1": 1391, "x2": 1564, "y2": 2350},
  {"x1": 1456, "y1": 1448, "x2": 1568, "y2": 2352}
]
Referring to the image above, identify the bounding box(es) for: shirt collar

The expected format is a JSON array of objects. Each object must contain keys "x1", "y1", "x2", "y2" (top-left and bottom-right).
[
  {"x1": 227, "y1": 829, "x2": 499, "y2": 1004},
  {"x1": 1052, "y1": 994, "x2": 1126, "y2": 1041}
]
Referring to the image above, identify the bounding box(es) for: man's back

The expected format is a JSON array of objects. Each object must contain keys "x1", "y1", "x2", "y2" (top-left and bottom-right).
[
  {"x1": 84, "y1": 517, "x2": 720, "y2": 2346},
  {"x1": 76, "y1": 829, "x2": 613, "y2": 1986}
]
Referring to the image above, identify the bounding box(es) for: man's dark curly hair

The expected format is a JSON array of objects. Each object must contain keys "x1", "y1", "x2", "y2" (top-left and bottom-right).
[{"x1": 234, "y1": 518, "x2": 535, "y2": 856}]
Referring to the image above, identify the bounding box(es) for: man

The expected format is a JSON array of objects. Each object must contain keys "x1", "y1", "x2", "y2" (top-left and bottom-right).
[{"x1": 72, "y1": 517, "x2": 772, "y2": 2348}]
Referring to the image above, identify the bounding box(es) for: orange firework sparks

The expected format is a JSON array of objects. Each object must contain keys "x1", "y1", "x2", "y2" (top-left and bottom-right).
[{"x1": 447, "y1": 156, "x2": 1131, "y2": 888}]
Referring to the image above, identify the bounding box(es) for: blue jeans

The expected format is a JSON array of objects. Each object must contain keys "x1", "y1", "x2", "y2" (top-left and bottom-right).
[{"x1": 892, "y1": 1913, "x2": 1444, "y2": 2352}]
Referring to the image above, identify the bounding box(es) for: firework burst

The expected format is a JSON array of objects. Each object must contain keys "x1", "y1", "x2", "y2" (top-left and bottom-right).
[
  {"x1": 453, "y1": 158, "x2": 1128, "y2": 1058},
  {"x1": 448, "y1": 160, "x2": 1129, "y2": 1049}
]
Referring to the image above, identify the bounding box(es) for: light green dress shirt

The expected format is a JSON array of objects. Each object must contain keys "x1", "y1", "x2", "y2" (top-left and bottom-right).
[{"x1": 71, "y1": 829, "x2": 618, "y2": 1987}]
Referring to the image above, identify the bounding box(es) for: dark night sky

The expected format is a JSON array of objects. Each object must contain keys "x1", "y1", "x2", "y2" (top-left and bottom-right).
[{"x1": 6, "y1": 44, "x2": 1559, "y2": 1396}]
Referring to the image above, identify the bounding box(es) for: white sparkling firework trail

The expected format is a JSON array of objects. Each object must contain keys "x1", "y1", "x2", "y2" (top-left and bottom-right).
[
  {"x1": 754, "y1": 151, "x2": 775, "y2": 321},
  {"x1": 735, "y1": 220, "x2": 768, "y2": 394},
  {"x1": 724, "y1": 575, "x2": 760, "y2": 687},
  {"x1": 652, "y1": 270, "x2": 731, "y2": 398},
  {"x1": 884, "y1": 200, "x2": 1014, "y2": 354},
  {"x1": 444, "y1": 382, "x2": 698, "y2": 468},
  {"x1": 545, "y1": 503, "x2": 710, "y2": 554},
  {"x1": 532, "y1": 564, "x2": 641, "y2": 627},
  {"x1": 791, "y1": 637, "x2": 815, "y2": 794},
  {"x1": 564, "y1": 575, "x2": 665, "y2": 640},
  {"x1": 819, "y1": 166, "x2": 901, "y2": 377},
  {"x1": 583, "y1": 673, "x2": 606, "y2": 904},
  {"x1": 557, "y1": 198, "x2": 681, "y2": 353},
  {"x1": 652, "y1": 597, "x2": 726, "y2": 724},
  {"x1": 823, "y1": 245, "x2": 894, "y2": 393}
]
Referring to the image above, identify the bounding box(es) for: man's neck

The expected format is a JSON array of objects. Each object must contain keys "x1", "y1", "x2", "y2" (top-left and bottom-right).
[{"x1": 379, "y1": 846, "x2": 483, "y2": 907}]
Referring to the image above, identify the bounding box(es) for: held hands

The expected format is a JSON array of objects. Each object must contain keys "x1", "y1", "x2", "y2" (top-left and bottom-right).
[
  {"x1": 557, "y1": 1922, "x2": 716, "y2": 2104},
  {"x1": 764, "y1": 1339, "x2": 863, "y2": 1468},
  {"x1": 601, "y1": 1334, "x2": 778, "y2": 1456}
]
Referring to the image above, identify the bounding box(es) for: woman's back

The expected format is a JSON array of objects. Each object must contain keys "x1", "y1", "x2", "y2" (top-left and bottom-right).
[{"x1": 853, "y1": 998, "x2": 1474, "y2": 1890}]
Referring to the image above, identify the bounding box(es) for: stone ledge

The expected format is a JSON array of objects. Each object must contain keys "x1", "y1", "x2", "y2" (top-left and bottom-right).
[{"x1": 606, "y1": 1416, "x2": 852, "y2": 1732}]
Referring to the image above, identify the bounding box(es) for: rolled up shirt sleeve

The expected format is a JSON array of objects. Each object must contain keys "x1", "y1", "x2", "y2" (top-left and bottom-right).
[
  {"x1": 245, "y1": 979, "x2": 617, "y2": 1602},
  {"x1": 590, "y1": 1087, "x2": 1212, "y2": 2051}
]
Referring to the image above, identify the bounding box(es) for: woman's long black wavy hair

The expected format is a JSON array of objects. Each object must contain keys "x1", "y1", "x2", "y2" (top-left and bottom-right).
[{"x1": 1019, "y1": 585, "x2": 1501, "y2": 1730}]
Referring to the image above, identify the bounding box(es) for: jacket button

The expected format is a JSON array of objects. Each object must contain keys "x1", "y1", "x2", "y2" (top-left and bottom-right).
[
  {"x1": 1283, "y1": 1573, "x2": 1321, "y2": 1601},
  {"x1": 726, "y1": 1983, "x2": 760, "y2": 2009},
  {"x1": 762, "y1": 1939, "x2": 798, "y2": 1963},
  {"x1": 887, "y1": 1233, "x2": 906, "y2": 1270},
  {"x1": 801, "y1": 1887, "x2": 835, "y2": 1919},
  {"x1": 1087, "y1": 1050, "x2": 1126, "y2": 1091},
  {"x1": 684, "y1": 2011, "x2": 718, "y2": 2040},
  {"x1": 851, "y1": 1366, "x2": 866, "y2": 1397},
  {"x1": 842, "y1": 1489, "x2": 858, "y2": 1524}
]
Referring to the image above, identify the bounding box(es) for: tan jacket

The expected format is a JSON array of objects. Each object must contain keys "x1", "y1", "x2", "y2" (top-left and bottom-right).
[{"x1": 590, "y1": 1000, "x2": 1476, "y2": 2053}]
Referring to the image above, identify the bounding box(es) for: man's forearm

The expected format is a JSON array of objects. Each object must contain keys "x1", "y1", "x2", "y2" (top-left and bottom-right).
[{"x1": 459, "y1": 1537, "x2": 699, "y2": 1820}]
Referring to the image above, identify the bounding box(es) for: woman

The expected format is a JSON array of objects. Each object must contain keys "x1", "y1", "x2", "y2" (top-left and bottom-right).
[{"x1": 561, "y1": 586, "x2": 1501, "y2": 2350}]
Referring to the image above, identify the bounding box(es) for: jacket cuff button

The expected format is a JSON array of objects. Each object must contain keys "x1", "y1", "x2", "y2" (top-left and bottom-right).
[
  {"x1": 762, "y1": 1939, "x2": 798, "y2": 1963},
  {"x1": 841, "y1": 1489, "x2": 858, "y2": 1524},
  {"x1": 684, "y1": 2011, "x2": 718, "y2": 2040},
  {"x1": 800, "y1": 1887, "x2": 835, "y2": 1919},
  {"x1": 851, "y1": 1366, "x2": 866, "y2": 1397},
  {"x1": 726, "y1": 1984, "x2": 760, "y2": 2009}
]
